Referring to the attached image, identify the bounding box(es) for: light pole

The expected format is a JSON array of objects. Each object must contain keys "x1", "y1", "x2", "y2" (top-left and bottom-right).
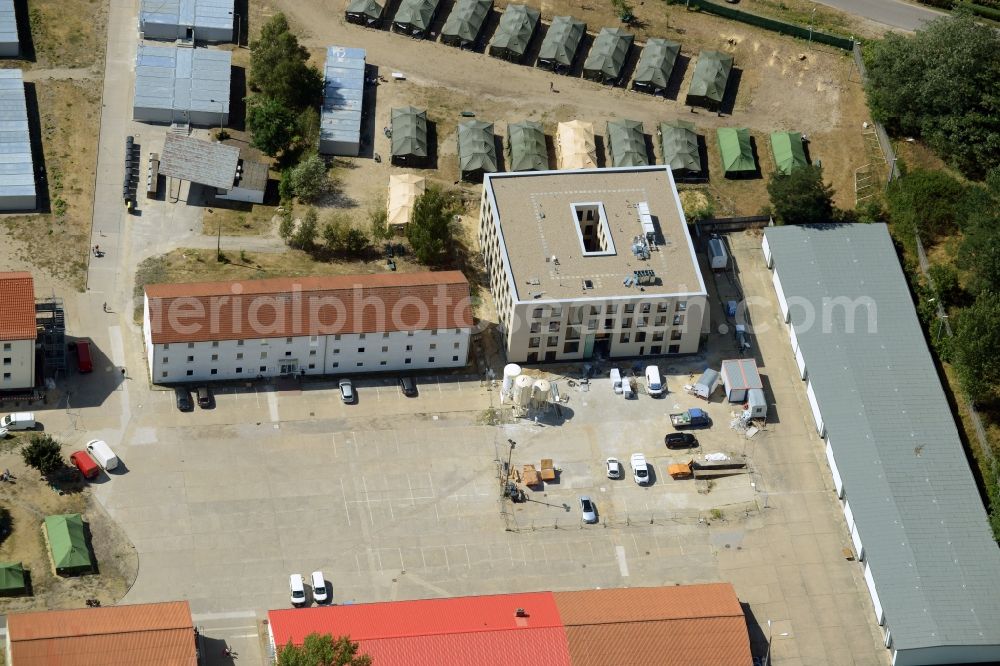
[
  {"x1": 808, "y1": 7, "x2": 817, "y2": 47},
  {"x1": 210, "y1": 99, "x2": 225, "y2": 136}
]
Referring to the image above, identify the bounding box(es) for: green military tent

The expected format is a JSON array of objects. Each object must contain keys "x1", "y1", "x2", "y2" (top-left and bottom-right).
[
  {"x1": 0, "y1": 562, "x2": 27, "y2": 596},
  {"x1": 686, "y1": 50, "x2": 734, "y2": 111},
  {"x1": 442, "y1": 0, "x2": 493, "y2": 48},
  {"x1": 537, "y1": 16, "x2": 586, "y2": 73},
  {"x1": 660, "y1": 120, "x2": 702, "y2": 176},
  {"x1": 458, "y1": 120, "x2": 497, "y2": 182},
  {"x1": 489, "y1": 4, "x2": 540, "y2": 63},
  {"x1": 391, "y1": 106, "x2": 429, "y2": 167},
  {"x1": 583, "y1": 27, "x2": 633, "y2": 84},
  {"x1": 507, "y1": 121, "x2": 548, "y2": 171},
  {"x1": 633, "y1": 38, "x2": 680, "y2": 95},
  {"x1": 770, "y1": 131, "x2": 808, "y2": 175},
  {"x1": 45, "y1": 514, "x2": 93, "y2": 576},
  {"x1": 717, "y1": 128, "x2": 756, "y2": 178},
  {"x1": 606, "y1": 119, "x2": 647, "y2": 167},
  {"x1": 392, "y1": 0, "x2": 440, "y2": 36},
  {"x1": 345, "y1": 0, "x2": 384, "y2": 27}
]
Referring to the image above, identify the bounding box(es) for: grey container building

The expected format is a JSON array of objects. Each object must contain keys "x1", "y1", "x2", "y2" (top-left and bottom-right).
[
  {"x1": 140, "y1": 0, "x2": 235, "y2": 43},
  {"x1": 133, "y1": 45, "x2": 231, "y2": 126},
  {"x1": 319, "y1": 47, "x2": 365, "y2": 157},
  {"x1": 764, "y1": 223, "x2": 1000, "y2": 666},
  {"x1": 0, "y1": 0, "x2": 18, "y2": 57},
  {"x1": 0, "y1": 70, "x2": 35, "y2": 211}
]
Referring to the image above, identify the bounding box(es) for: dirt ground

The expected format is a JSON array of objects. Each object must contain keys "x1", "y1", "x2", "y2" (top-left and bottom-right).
[
  {"x1": 0, "y1": 436, "x2": 138, "y2": 613},
  {"x1": 245, "y1": 0, "x2": 872, "y2": 226}
]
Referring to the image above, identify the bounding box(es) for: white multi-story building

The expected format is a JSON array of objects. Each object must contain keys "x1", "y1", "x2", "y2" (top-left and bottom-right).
[
  {"x1": 479, "y1": 167, "x2": 707, "y2": 363},
  {"x1": 0, "y1": 272, "x2": 36, "y2": 390},
  {"x1": 143, "y1": 272, "x2": 473, "y2": 384}
]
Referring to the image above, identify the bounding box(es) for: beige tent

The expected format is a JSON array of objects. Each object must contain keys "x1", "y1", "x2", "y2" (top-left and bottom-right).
[
  {"x1": 387, "y1": 174, "x2": 426, "y2": 229},
  {"x1": 556, "y1": 120, "x2": 597, "y2": 170}
]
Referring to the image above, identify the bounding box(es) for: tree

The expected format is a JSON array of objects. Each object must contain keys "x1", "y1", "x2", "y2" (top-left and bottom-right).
[
  {"x1": 343, "y1": 227, "x2": 369, "y2": 256},
  {"x1": 368, "y1": 208, "x2": 392, "y2": 244},
  {"x1": 766, "y1": 164, "x2": 834, "y2": 225},
  {"x1": 21, "y1": 435, "x2": 64, "y2": 477},
  {"x1": 288, "y1": 154, "x2": 329, "y2": 202},
  {"x1": 953, "y1": 291, "x2": 1000, "y2": 405},
  {"x1": 612, "y1": 0, "x2": 635, "y2": 24},
  {"x1": 885, "y1": 169, "x2": 968, "y2": 243},
  {"x1": 322, "y1": 214, "x2": 347, "y2": 253},
  {"x1": 277, "y1": 633, "x2": 371, "y2": 666},
  {"x1": 958, "y1": 213, "x2": 1000, "y2": 296},
  {"x1": 864, "y1": 12, "x2": 1000, "y2": 179},
  {"x1": 289, "y1": 208, "x2": 318, "y2": 251},
  {"x1": 249, "y1": 13, "x2": 323, "y2": 111},
  {"x1": 296, "y1": 107, "x2": 321, "y2": 150},
  {"x1": 278, "y1": 209, "x2": 295, "y2": 240},
  {"x1": 406, "y1": 186, "x2": 456, "y2": 265},
  {"x1": 247, "y1": 96, "x2": 298, "y2": 157}
]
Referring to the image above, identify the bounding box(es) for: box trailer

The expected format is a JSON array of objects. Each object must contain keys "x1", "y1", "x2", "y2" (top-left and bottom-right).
[{"x1": 708, "y1": 236, "x2": 728, "y2": 270}]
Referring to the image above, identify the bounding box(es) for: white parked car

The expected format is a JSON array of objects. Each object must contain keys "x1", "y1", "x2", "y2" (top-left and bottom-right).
[
  {"x1": 630, "y1": 453, "x2": 650, "y2": 485},
  {"x1": 311, "y1": 571, "x2": 329, "y2": 604},
  {"x1": 606, "y1": 457, "x2": 622, "y2": 479},
  {"x1": 289, "y1": 574, "x2": 306, "y2": 607}
]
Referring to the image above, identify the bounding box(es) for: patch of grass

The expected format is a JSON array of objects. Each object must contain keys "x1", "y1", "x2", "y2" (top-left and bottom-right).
[
  {"x1": 740, "y1": 0, "x2": 853, "y2": 35},
  {"x1": 203, "y1": 206, "x2": 279, "y2": 236},
  {"x1": 26, "y1": 0, "x2": 108, "y2": 69}
]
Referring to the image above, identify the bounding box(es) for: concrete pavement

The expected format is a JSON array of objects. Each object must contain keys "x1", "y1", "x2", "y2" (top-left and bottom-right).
[{"x1": 811, "y1": 0, "x2": 944, "y2": 32}]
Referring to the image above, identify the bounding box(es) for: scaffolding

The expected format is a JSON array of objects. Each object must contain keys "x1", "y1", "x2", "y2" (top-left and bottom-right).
[{"x1": 35, "y1": 296, "x2": 66, "y2": 377}]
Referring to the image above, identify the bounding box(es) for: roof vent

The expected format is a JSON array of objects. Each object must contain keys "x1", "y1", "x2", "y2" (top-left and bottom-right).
[{"x1": 528, "y1": 277, "x2": 540, "y2": 286}]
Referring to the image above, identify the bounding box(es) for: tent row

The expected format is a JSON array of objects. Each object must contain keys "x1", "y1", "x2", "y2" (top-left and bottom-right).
[{"x1": 715, "y1": 128, "x2": 809, "y2": 178}]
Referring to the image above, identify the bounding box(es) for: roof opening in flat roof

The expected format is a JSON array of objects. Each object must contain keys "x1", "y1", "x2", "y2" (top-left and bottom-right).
[{"x1": 571, "y1": 202, "x2": 615, "y2": 257}]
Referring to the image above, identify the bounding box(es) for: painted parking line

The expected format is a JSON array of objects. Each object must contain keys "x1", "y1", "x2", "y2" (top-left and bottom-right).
[
  {"x1": 616, "y1": 545, "x2": 630, "y2": 577},
  {"x1": 267, "y1": 390, "x2": 279, "y2": 423}
]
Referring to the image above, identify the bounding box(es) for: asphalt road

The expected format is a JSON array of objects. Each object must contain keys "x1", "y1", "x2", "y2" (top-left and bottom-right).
[{"x1": 811, "y1": 0, "x2": 944, "y2": 31}]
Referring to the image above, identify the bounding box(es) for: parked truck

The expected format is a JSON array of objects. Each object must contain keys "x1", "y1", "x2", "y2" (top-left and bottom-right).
[{"x1": 670, "y1": 408, "x2": 711, "y2": 429}]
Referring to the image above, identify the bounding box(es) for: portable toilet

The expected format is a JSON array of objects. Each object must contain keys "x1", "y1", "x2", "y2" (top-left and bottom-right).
[
  {"x1": 746, "y1": 388, "x2": 767, "y2": 418},
  {"x1": 708, "y1": 236, "x2": 728, "y2": 270},
  {"x1": 693, "y1": 368, "x2": 720, "y2": 400}
]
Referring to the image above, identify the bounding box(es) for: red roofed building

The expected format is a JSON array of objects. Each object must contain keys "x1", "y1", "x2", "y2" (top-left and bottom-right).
[
  {"x1": 0, "y1": 271, "x2": 36, "y2": 390},
  {"x1": 5, "y1": 601, "x2": 198, "y2": 666},
  {"x1": 142, "y1": 272, "x2": 474, "y2": 383},
  {"x1": 266, "y1": 584, "x2": 752, "y2": 665}
]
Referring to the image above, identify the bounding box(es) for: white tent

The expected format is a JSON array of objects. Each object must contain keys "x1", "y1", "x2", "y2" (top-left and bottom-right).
[
  {"x1": 556, "y1": 120, "x2": 597, "y2": 170},
  {"x1": 387, "y1": 174, "x2": 426, "y2": 229}
]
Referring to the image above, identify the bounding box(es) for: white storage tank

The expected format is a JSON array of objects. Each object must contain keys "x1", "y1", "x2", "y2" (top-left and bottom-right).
[
  {"x1": 513, "y1": 375, "x2": 534, "y2": 407},
  {"x1": 709, "y1": 236, "x2": 729, "y2": 270},
  {"x1": 532, "y1": 379, "x2": 551, "y2": 407},
  {"x1": 502, "y1": 363, "x2": 521, "y2": 395}
]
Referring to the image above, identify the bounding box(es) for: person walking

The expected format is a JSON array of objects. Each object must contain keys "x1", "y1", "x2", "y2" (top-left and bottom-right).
[{"x1": 102, "y1": 302, "x2": 107, "y2": 312}]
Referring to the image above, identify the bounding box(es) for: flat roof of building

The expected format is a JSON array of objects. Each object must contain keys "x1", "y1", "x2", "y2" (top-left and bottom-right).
[
  {"x1": 0, "y1": 271, "x2": 34, "y2": 340},
  {"x1": 0, "y1": 70, "x2": 35, "y2": 203},
  {"x1": 134, "y1": 44, "x2": 231, "y2": 116},
  {"x1": 7, "y1": 601, "x2": 198, "y2": 666},
  {"x1": 159, "y1": 133, "x2": 238, "y2": 189},
  {"x1": 321, "y1": 46, "x2": 365, "y2": 149},
  {"x1": 484, "y1": 167, "x2": 705, "y2": 301},
  {"x1": 0, "y1": 0, "x2": 17, "y2": 49},
  {"x1": 140, "y1": 0, "x2": 235, "y2": 31},
  {"x1": 235, "y1": 157, "x2": 267, "y2": 192},
  {"x1": 765, "y1": 223, "x2": 1000, "y2": 651}
]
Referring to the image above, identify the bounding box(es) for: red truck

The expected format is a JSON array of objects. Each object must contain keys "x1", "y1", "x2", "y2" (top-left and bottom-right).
[
  {"x1": 70, "y1": 451, "x2": 100, "y2": 480},
  {"x1": 75, "y1": 339, "x2": 93, "y2": 373}
]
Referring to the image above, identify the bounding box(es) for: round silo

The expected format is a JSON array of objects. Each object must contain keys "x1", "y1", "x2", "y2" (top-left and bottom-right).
[
  {"x1": 502, "y1": 363, "x2": 522, "y2": 395},
  {"x1": 532, "y1": 379, "x2": 551, "y2": 407},
  {"x1": 514, "y1": 375, "x2": 534, "y2": 407}
]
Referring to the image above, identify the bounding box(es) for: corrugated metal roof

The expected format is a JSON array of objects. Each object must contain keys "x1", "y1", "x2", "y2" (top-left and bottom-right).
[
  {"x1": 0, "y1": 0, "x2": 17, "y2": 49},
  {"x1": 0, "y1": 70, "x2": 36, "y2": 203},
  {"x1": 159, "y1": 133, "x2": 238, "y2": 189},
  {"x1": 7, "y1": 601, "x2": 197, "y2": 666},
  {"x1": 145, "y1": 271, "x2": 474, "y2": 343},
  {"x1": 321, "y1": 46, "x2": 365, "y2": 150},
  {"x1": 721, "y1": 358, "x2": 762, "y2": 391},
  {"x1": 140, "y1": 0, "x2": 235, "y2": 31},
  {"x1": 0, "y1": 271, "x2": 35, "y2": 340},
  {"x1": 765, "y1": 223, "x2": 1000, "y2": 651},
  {"x1": 134, "y1": 45, "x2": 231, "y2": 116}
]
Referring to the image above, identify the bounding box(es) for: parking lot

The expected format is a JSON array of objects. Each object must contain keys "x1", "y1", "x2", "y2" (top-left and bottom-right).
[{"x1": 32, "y1": 234, "x2": 885, "y2": 665}]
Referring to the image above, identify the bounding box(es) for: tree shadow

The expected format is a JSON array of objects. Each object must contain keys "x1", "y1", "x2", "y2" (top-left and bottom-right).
[
  {"x1": 233, "y1": 0, "x2": 248, "y2": 47},
  {"x1": 228, "y1": 65, "x2": 247, "y2": 132}
]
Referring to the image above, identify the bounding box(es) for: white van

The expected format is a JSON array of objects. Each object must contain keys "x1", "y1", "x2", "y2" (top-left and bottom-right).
[
  {"x1": 85, "y1": 439, "x2": 119, "y2": 471},
  {"x1": 1, "y1": 412, "x2": 35, "y2": 431},
  {"x1": 609, "y1": 368, "x2": 623, "y2": 394},
  {"x1": 645, "y1": 366, "x2": 664, "y2": 397},
  {"x1": 311, "y1": 571, "x2": 329, "y2": 604}
]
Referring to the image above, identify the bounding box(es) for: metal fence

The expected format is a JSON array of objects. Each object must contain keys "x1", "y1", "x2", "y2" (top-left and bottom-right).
[
  {"x1": 695, "y1": 215, "x2": 772, "y2": 233},
  {"x1": 688, "y1": 0, "x2": 856, "y2": 50},
  {"x1": 852, "y1": 43, "x2": 900, "y2": 186}
]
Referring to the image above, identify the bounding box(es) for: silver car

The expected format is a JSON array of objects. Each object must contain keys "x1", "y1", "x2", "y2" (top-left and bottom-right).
[
  {"x1": 606, "y1": 457, "x2": 622, "y2": 479},
  {"x1": 580, "y1": 496, "x2": 598, "y2": 524},
  {"x1": 339, "y1": 379, "x2": 355, "y2": 404}
]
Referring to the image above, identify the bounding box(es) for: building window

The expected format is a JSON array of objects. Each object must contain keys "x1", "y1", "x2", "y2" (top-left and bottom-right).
[
  {"x1": 405, "y1": 358, "x2": 412, "y2": 364},
  {"x1": 308, "y1": 364, "x2": 315, "y2": 369},
  {"x1": 622, "y1": 318, "x2": 632, "y2": 329},
  {"x1": 635, "y1": 332, "x2": 646, "y2": 343},
  {"x1": 335, "y1": 335, "x2": 341, "y2": 341},
  {"x1": 358, "y1": 347, "x2": 365, "y2": 353},
  {"x1": 161, "y1": 371, "x2": 168, "y2": 378},
  {"x1": 383, "y1": 333, "x2": 390, "y2": 338},
  {"x1": 309, "y1": 350, "x2": 316, "y2": 357},
  {"x1": 529, "y1": 337, "x2": 540, "y2": 349},
  {"x1": 406, "y1": 345, "x2": 413, "y2": 351},
  {"x1": 546, "y1": 336, "x2": 558, "y2": 347},
  {"x1": 333, "y1": 349, "x2": 340, "y2": 354},
  {"x1": 676, "y1": 301, "x2": 687, "y2": 312},
  {"x1": 188, "y1": 342, "x2": 194, "y2": 349},
  {"x1": 673, "y1": 314, "x2": 685, "y2": 326},
  {"x1": 237, "y1": 340, "x2": 244, "y2": 346},
  {"x1": 548, "y1": 321, "x2": 559, "y2": 332},
  {"x1": 380, "y1": 360, "x2": 387, "y2": 366},
  {"x1": 655, "y1": 316, "x2": 666, "y2": 327},
  {"x1": 161, "y1": 343, "x2": 169, "y2": 350},
  {"x1": 382, "y1": 346, "x2": 389, "y2": 353},
  {"x1": 260, "y1": 365, "x2": 267, "y2": 372},
  {"x1": 657, "y1": 303, "x2": 669, "y2": 313},
  {"x1": 357, "y1": 362, "x2": 364, "y2": 367},
  {"x1": 162, "y1": 357, "x2": 169, "y2": 364},
  {"x1": 604, "y1": 318, "x2": 613, "y2": 329},
  {"x1": 668, "y1": 345, "x2": 680, "y2": 354},
  {"x1": 533, "y1": 307, "x2": 543, "y2": 319},
  {"x1": 407, "y1": 331, "x2": 414, "y2": 337},
  {"x1": 332, "y1": 362, "x2": 339, "y2": 368},
  {"x1": 563, "y1": 341, "x2": 579, "y2": 354},
  {"x1": 452, "y1": 355, "x2": 459, "y2": 362},
  {"x1": 527, "y1": 352, "x2": 538, "y2": 363},
  {"x1": 641, "y1": 303, "x2": 651, "y2": 314},
  {"x1": 186, "y1": 370, "x2": 193, "y2": 376},
  {"x1": 454, "y1": 328, "x2": 460, "y2": 334},
  {"x1": 453, "y1": 342, "x2": 460, "y2": 349},
  {"x1": 653, "y1": 331, "x2": 664, "y2": 342},
  {"x1": 431, "y1": 329, "x2": 438, "y2": 336},
  {"x1": 236, "y1": 367, "x2": 243, "y2": 374},
  {"x1": 210, "y1": 369, "x2": 218, "y2": 375},
  {"x1": 261, "y1": 352, "x2": 267, "y2": 359},
  {"x1": 624, "y1": 304, "x2": 635, "y2": 314},
  {"x1": 187, "y1": 356, "x2": 194, "y2": 362},
  {"x1": 620, "y1": 333, "x2": 630, "y2": 344},
  {"x1": 428, "y1": 357, "x2": 435, "y2": 363},
  {"x1": 638, "y1": 317, "x2": 648, "y2": 328},
  {"x1": 284, "y1": 351, "x2": 291, "y2": 357},
  {"x1": 671, "y1": 330, "x2": 683, "y2": 341},
  {"x1": 285, "y1": 337, "x2": 292, "y2": 344},
  {"x1": 236, "y1": 353, "x2": 243, "y2": 360},
  {"x1": 359, "y1": 333, "x2": 366, "y2": 340},
  {"x1": 211, "y1": 341, "x2": 218, "y2": 348},
  {"x1": 430, "y1": 343, "x2": 437, "y2": 350},
  {"x1": 211, "y1": 354, "x2": 219, "y2": 361},
  {"x1": 530, "y1": 322, "x2": 540, "y2": 334},
  {"x1": 651, "y1": 345, "x2": 661, "y2": 355},
  {"x1": 311, "y1": 336, "x2": 318, "y2": 342}
]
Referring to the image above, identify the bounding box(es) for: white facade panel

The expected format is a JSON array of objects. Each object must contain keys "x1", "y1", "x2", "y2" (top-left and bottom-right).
[
  {"x1": 772, "y1": 270, "x2": 789, "y2": 322},
  {"x1": 850, "y1": 522, "x2": 864, "y2": 561},
  {"x1": 864, "y1": 562, "x2": 885, "y2": 625},
  {"x1": 762, "y1": 233, "x2": 772, "y2": 268},
  {"x1": 843, "y1": 499, "x2": 855, "y2": 533},
  {"x1": 794, "y1": 346, "x2": 807, "y2": 379},
  {"x1": 893, "y1": 645, "x2": 1000, "y2": 666},
  {"x1": 805, "y1": 380, "x2": 824, "y2": 437},
  {"x1": 825, "y1": 438, "x2": 844, "y2": 498}
]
